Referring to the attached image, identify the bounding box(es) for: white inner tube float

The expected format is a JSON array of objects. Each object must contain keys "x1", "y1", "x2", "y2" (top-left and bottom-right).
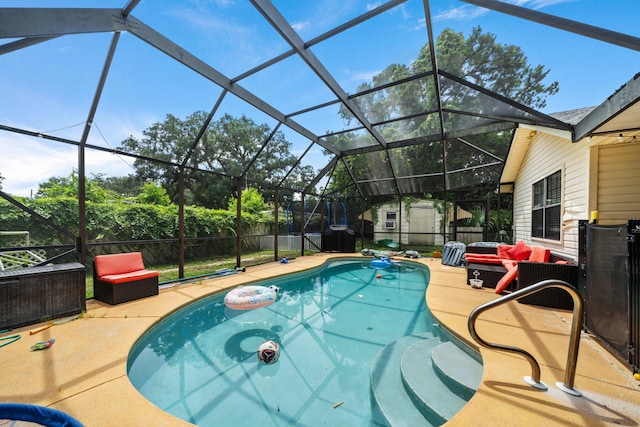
[{"x1": 224, "y1": 285, "x2": 277, "y2": 310}]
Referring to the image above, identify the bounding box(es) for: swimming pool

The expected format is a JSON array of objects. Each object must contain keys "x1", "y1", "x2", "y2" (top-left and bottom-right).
[{"x1": 128, "y1": 258, "x2": 434, "y2": 426}]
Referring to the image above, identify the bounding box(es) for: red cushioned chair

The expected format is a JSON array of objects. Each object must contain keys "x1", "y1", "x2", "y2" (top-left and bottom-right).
[{"x1": 93, "y1": 252, "x2": 159, "y2": 305}]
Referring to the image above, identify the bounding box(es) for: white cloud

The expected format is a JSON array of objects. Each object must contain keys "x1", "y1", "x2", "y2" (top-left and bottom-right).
[
  {"x1": 413, "y1": 18, "x2": 426, "y2": 32},
  {"x1": 90, "y1": 111, "x2": 154, "y2": 148},
  {"x1": 291, "y1": 21, "x2": 310, "y2": 32},
  {"x1": 0, "y1": 112, "x2": 141, "y2": 197},
  {"x1": 334, "y1": 68, "x2": 382, "y2": 93},
  {"x1": 432, "y1": 5, "x2": 487, "y2": 22},
  {"x1": 85, "y1": 149, "x2": 136, "y2": 178},
  {"x1": 352, "y1": 70, "x2": 381, "y2": 82},
  {"x1": 0, "y1": 134, "x2": 77, "y2": 197},
  {"x1": 0, "y1": 140, "x2": 137, "y2": 197},
  {"x1": 433, "y1": 0, "x2": 576, "y2": 23},
  {"x1": 173, "y1": 7, "x2": 248, "y2": 37}
]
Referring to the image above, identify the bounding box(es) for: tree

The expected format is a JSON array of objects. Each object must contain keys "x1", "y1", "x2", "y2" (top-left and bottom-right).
[
  {"x1": 347, "y1": 27, "x2": 557, "y2": 127},
  {"x1": 136, "y1": 182, "x2": 172, "y2": 206},
  {"x1": 92, "y1": 173, "x2": 143, "y2": 198},
  {"x1": 36, "y1": 170, "x2": 118, "y2": 203},
  {"x1": 328, "y1": 26, "x2": 558, "y2": 200},
  {"x1": 227, "y1": 187, "x2": 266, "y2": 215},
  {"x1": 120, "y1": 113, "x2": 315, "y2": 209}
]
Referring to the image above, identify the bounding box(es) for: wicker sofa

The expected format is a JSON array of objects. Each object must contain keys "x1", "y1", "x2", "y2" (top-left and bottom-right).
[
  {"x1": 465, "y1": 241, "x2": 579, "y2": 310},
  {"x1": 93, "y1": 252, "x2": 159, "y2": 305}
]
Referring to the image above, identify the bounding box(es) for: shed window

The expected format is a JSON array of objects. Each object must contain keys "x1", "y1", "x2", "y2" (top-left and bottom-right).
[{"x1": 532, "y1": 171, "x2": 561, "y2": 240}]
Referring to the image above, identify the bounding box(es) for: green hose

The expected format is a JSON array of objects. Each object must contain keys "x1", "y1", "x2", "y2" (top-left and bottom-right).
[{"x1": 0, "y1": 331, "x2": 21, "y2": 348}]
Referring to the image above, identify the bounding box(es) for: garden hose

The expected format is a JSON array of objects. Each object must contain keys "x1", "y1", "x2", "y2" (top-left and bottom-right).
[{"x1": 0, "y1": 330, "x2": 21, "y2": 348}]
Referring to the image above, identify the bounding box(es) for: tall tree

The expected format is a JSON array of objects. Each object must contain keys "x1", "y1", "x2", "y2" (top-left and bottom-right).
[
  {"x1": 120, "y1": 113, "x2": 314, "y2": 209},
  {"x1": 328, "y1": 26, "x2": 558, "y2": 199}
]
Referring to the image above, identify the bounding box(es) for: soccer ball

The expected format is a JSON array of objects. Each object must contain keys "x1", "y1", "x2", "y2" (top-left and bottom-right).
[{"x1": 257, "y1": 340, "x2": 280, "y2": 364}]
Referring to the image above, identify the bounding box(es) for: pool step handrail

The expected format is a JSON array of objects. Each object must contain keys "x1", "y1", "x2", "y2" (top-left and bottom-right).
[{"x1": 468, "y1": 279, "x2": 584, "y2": 397}]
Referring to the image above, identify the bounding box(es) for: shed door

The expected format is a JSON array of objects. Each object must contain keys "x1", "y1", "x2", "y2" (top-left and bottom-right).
[
  {"x1": 409, "y1": 206, "x2": 435, "y2": 245},
  {"x1": 597, "y1": 143, "x2": 640, "y2": 225}
]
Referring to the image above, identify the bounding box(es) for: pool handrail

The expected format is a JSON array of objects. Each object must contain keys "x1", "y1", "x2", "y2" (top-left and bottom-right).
[{"x1": 468, "y1": 279, "x2": 584, "y2": 396}]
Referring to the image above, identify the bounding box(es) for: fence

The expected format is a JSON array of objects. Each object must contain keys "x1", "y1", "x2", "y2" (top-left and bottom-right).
[
  {"x1": 580, "y1": 220, "x2": 640, "y2": 373},
  {"x1": 629, "y1": 219, "x2": 640, "y2": 372},
  {"x1": 259, "y1": 234, "x2": 322, "y2": 252}
]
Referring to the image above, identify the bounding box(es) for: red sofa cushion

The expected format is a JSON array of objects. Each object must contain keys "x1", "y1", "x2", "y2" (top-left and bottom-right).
[
  {"x1": 465, "y1": 254, "x2": 502, "y2": 265},
  {"x1": 529, "y1": 246, "x2": 551, "y2": 263},
  {"x1": 497, "y1": 245, "x2": 515, "y2": 260},
  {"x1": 495, "y1": 266, "x2": 518, "y2": 294},
  {"x1": 99, "y1": 269, "x2": 159, "y2": 284},
  {"x1": 95, "y1": 252, "x2": 159, "y2": 284},
  {"x1": 95, "y1": 252, "x2": 146, "y2": 276},
  {"x1": 508, "y1": 241, "x2": 532, "y2": 261},
  {"x1": 501, "y1": 259, "x2": 517, "y2": 270}
]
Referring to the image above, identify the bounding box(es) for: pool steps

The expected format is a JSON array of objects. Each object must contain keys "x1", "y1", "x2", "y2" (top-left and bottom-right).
[
  {"x1": 370, "y1": 332, "x2": 483, "y2": 426},
  {"x1": 370, "y1": 332, "x2": 437, "y2": 427},
  {"x1": 430, "y1": 341, "x2": 482, "y2": 400}
]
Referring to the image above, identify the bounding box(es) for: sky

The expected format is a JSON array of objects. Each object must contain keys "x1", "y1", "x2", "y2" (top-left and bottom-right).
[{"x1": 1, "y1": 0, "x2": 639, "y2": 197}]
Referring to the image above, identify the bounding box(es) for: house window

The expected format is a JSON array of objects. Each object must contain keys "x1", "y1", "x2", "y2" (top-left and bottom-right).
[
  {"x1": 531, "y1": 170, "x2": 561, "y2": 240},
  {"x1": 385, "y1": 211, "x2": 396, "y2": 229}
]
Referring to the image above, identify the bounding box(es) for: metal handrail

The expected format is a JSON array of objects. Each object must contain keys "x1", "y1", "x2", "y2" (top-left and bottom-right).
[{"x1": 468, "y1": 279, "x2": 584, "y2": 396}]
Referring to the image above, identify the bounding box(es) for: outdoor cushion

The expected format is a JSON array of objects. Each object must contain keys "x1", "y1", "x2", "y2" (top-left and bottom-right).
[
  {"x1": 508, "y1": 241, "x2": 532, "y2": 261},
  {"x1": 529, "y1": 246, "x2": 551, "y2": 263},
  {"x1": 495, "y1": 266, "x2": 519, "y2": 294},
  {"x1": 465, "y1": 254, "x2": 502, "y2": 265},
  {"x1": 497, "y1": 245, "x2": 515, "y2": 260},
  {"x1": 501, "y1": 259, "x2": 517, "y2": 270},
  {"x1": 95, "y1": 252, "x2": 146, "y2": 276},
  {"x1": 99, "y1": 269, "x2": 159, "y2": 284}
]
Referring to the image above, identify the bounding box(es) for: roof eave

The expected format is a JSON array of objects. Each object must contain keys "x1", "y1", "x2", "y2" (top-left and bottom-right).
[{"x1": 574, "y1": 73, "x2": 640, "y2": 141}]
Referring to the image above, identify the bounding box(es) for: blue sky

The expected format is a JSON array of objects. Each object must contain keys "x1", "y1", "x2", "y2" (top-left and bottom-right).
[{"x1": 1, "y1": 0, "x2": 639, "y2": 197}]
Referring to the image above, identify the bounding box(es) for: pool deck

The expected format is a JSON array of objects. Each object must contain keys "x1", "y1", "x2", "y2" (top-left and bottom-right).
[{"x1": 1, "y1": 254, "x2": 639, "y2": 426}]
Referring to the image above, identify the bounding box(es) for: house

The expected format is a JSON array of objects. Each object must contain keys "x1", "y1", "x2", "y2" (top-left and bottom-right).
[
  {"x1": 500, "y1": 74, "x2": 640, "y2": 370},
  {"x1": 500, "y1": 73, "x2": 640, "y2": 260}
]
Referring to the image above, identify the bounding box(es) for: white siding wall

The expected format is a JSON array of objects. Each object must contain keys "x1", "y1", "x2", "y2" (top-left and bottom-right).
[
  {"x1": 512, "y1": 133, "x2": 590, "y2": 259},
  {"x1": 595, "y1": 142, "x2": 640, "y2": 224}
]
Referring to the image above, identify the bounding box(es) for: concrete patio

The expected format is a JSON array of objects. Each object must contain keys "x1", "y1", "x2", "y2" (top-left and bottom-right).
[{"x1": 1, "y1": 254, "x2": 639, "y2": 426}]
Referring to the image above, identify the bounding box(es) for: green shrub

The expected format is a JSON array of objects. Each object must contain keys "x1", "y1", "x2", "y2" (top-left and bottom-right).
[{"x1": 0, "y1": 197, "x2": 273, "y2": 245}]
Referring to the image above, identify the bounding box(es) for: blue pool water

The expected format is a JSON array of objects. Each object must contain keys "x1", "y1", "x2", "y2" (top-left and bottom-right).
[{"x1": 128, "y1": 258, "x2": 434, "y2": 426}]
